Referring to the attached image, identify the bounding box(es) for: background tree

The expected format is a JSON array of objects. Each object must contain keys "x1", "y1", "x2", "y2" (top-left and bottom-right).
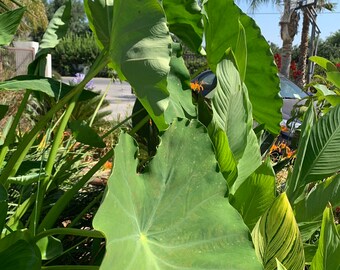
[{"x1": 317, "y1": 30, "x2": 340, "y2": 60}]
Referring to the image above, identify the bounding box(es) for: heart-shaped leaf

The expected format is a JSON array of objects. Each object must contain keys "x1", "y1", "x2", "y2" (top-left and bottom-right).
[{"x1": 94, "y1": 119, "x2": 262, "y2": 269}]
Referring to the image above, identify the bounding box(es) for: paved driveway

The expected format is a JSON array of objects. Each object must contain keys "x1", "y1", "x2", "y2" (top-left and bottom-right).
[{"x1": 62, "y1": 77, "x2": 136, "y2": 120}]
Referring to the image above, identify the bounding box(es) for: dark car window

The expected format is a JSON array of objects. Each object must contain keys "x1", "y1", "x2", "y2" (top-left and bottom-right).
[{"x1": 199, "y1": 73, "x2": 215, "y2": 86}]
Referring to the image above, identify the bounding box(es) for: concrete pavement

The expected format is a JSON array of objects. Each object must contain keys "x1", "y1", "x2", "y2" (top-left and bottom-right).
[{"x1": 62, "y1": 77, "x2": 136, "y2": 120}]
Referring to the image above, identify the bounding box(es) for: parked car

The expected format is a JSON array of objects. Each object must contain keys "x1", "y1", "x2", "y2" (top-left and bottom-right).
[{"x1": 191, "y1": 71, "x2": 308, "y2": 139}]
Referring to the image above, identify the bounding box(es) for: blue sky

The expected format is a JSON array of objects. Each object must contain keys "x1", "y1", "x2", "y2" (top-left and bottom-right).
[{"x1": 236, "y1": 1, "x2": 340, "y2": 46}]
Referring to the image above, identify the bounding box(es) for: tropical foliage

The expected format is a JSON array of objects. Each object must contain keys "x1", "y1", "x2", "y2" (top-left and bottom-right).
[{"x1": 0, "y1": 0, "x2": 339, "y2": 269}]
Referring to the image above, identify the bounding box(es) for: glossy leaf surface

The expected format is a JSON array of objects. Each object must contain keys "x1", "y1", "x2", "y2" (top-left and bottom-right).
[
  {"x1": 94, "y1": 119, "x2": 262, "y2": 269},
  {"x1": 252, "y1": 193, "x2": 305, "y2": 270}
]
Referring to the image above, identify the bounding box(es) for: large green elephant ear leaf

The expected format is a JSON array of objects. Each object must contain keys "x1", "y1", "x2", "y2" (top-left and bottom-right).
[
  {"x1": 211, "y1": 59, "x2": 261, "y2": 188},
  {"x1": 310, "y1": 204, "x2": 340, "y2": 270},
  {"x1": 85, "y1": 0, "x2": 195, "y2": 130},
  {"x1": 0, "y1": 8, "x2": 25, "y2": 46},
  {"x1": 252, "y1": 193, "x2": 305, "y2": 270},
  {"x1": 203, "y1": 0, "x2": 282, "y2": 134},
  {"x1": 94, "y1": 119, "x2": 262, "y2": 270},
  {"x1": 162, "y1": 0, "x2": 203, "y2": 53}
]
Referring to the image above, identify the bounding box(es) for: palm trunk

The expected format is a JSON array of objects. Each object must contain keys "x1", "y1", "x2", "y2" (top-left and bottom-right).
[
  {"x1": 297, "y1": 8, "x2": 310, "y2": 88},
  {"x1": 279, "y1": 0, "x2": 299, "y2": 78}
]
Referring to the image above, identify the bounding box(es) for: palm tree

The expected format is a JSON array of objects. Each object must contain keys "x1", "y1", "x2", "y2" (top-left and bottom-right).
[
  {"x1": 296, "y1": 0, "x2": 334, "y2": 87},
  {"x1": 246, "y1": 0, "x2": 300, "y2": 78}
]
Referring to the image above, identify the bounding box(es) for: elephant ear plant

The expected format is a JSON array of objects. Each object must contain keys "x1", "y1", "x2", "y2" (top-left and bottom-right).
[{"x1": 0, "y1": 0, "x2": 339, "y2": 269}]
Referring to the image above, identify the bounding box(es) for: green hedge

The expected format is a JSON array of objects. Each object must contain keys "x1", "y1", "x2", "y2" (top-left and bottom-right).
[{"x1": 51, "y1": 32, "x2": 114, "y2": 77}]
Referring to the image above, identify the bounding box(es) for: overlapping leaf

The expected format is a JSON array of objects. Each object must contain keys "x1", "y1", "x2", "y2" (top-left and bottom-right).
[
  {"x1": 230, "y1": 159, "x2": 276, "y2": 231},
  {"x1": 203, "y1": 0, "x2": 282, "y2": 134},
  {"x1": 252, "y1": 193, "x2": 305, "y2": 270},
  {"x1": 295, "y1": 175, "x2": 340, "y2": 222},
  {"x1": 211, "y1": 59, "x2": 261, "y2": 189},
  {"x1": 94, "y1": 119, "x2": 262, "y2": 270},
  {"x1": 310, "y1": 205, "x2": 340, "y2": 270}
]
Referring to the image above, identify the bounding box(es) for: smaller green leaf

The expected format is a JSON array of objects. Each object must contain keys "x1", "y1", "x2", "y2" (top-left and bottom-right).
[
  {"x1": 8, "y1": 172, "x2": 46, "y2": 186},
  {"x1": 252, "y1": 193, "x2": 305, "y2": 270},
  {"x1": 36, "y1": 236, "x2": 62, "y2": 260},
  {"x1": 313, "y1": 84, "x2": 336, "y2": 97},
  {"x1": 327, "y1": 71, "x2": 340, "y2": 89},
  {"x1": 324, "y1": 95, "x2": 340, "y2": 107},
  {"x1": 0, "y1": 105, "x2": 9, "y2": 120},
  {"x1": 295, "y1": 175, "x2": 340, "y2": 223},
  {"x1": 310, "y1": 204, "x2": 340, "y2": 270},
  {"x1": 69, "y1": 120, "x2": 106, "y2": 148},
  {"x1": 0, "y1": 8, "x2": 26, "y2": 46},
  {"x1": 29, "y1": 1, "x2": 71, "y2": 75},
  {"x1": 0, "y1": 76, "x2": 98, "y2": 100},
  {"x1": 0, "y1": 76, "x2": 69, "y2": 97},
  {"x1": 38, "y1": 0, "x2": 71, "y2": 52},
  {"x1": 309, "y1": 56, "x2": 338, "y2": 72}
]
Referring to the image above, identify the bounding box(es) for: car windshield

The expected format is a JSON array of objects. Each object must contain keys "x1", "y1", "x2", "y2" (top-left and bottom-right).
[{"x1": 279, "y1": 76, "x2": 308, "y2": 99}]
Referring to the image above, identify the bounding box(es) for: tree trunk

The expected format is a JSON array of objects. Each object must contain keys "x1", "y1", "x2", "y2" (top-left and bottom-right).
[
  {"x1": 297, "y1": 8, "x2": 310, "y2": 88},
  {"x1": 279, "y1": 0, "x2": 299, "y2": 78}
]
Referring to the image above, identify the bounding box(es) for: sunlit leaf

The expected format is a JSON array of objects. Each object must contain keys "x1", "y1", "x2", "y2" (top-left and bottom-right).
[
  {"x1": 211, "y1": 59, "x2": 261, "y2": 189},
  {"x1": 310, "y1": 205, "x2": 340, "y2": 270},
  {"x1": 252, "y1": 193, "x2": 305, "y2": 270},
  {"x1": 94, "y1": 119, "x2": 262, "y2": 269},
  {"x1": 309, "y1": 56, "x2": 338, "y2": 72}
]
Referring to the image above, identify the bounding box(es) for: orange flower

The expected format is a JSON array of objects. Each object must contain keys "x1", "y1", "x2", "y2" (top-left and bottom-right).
[
  {"x1": 103, "y1": 161, "x2": 112, "y2": 170},
  {"x1": 190, "y1": 81, "x2": 203, "y2": 92}
]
